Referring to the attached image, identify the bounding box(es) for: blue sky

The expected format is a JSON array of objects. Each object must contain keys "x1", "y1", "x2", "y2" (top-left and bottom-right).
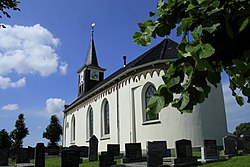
[{"x1": 0, "y1": 0, "x2": 249, "y2": 147}]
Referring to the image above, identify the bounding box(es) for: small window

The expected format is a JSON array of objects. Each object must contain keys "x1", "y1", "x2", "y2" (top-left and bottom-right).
[
  {"x1": 89, "y1": 108, "x2": 93, "y2": 138},
  {"x1": 71, "y1": 115, "x2": 75, "y2": 142},
  {"x1": 145, "y1": 85, "x2": 159, "y2": 121},
  {"x1": 103, "y1": 101, "x2": 110, "y2": 135}
]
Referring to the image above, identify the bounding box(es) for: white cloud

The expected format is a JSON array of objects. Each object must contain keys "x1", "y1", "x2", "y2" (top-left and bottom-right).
[
  {"x1": 0, "y1": 24, "x2": 66, "y2": 77},
  {"x1": 0, "y1": 76, "x2": 26, "y2": 89},
  {"x1": 59, "y1": 62, "x2": 68, "y2": 75},
  {"x1": 46, "y1": 98, "x2": 65, "y2": 118},
  {"x1": 2, "y1": 104, "x2": 19, "y2": 111}
]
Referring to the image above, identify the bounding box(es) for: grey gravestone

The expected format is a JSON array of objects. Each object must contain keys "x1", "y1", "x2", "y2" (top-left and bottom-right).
[
  {"x1": 202, "y1": 140, "x2": 218, "y2": 159},
  {"x1": 174, "y1": 139, "x2": 198, "y2": 165},
  {"x1": 89, "y1": 135, "x2": 99, "y2": 161},
  {"x1": 243, "y1": 134, "x2": 250, "y2": 152},
  {"x1": 0, "y1": 148, "x2": 9, "y2": 166},
  {"x1": 79, "y1": 146, "x2": 89, "y2": 157},
  {"x1": 107, "y1": 144, "x2": 120, "y2": 156},
  {"x1": 16, "y1": 148, "x2": 30, "y2": 163},
  {"x1": 61, "y1": 147, "x2": 80, "y2": 167},
  {"x1": 99, "y1": 151, "x2": 116, "y2": 167},
  {"x1": 147, "y1": 141, "x2": 164, "y2": 167},
  {"x1": 28, "y1": 146, "x2": 35, "y2": 159},
  {"x1": 223, "y1": 135, "x2": 237, "y2": 155},
  {"x1": 123, "y1": 143, "x2": 146, "y2": 163},
  {"x1": 35, "y1": 143, "x2": 45, "y2": 167},
  {"x1": 47, "y1": 146, "x2": 59, "y2": 155}
]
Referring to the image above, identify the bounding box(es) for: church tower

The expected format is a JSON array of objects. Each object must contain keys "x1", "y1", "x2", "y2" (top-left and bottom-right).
[{"x1": 77, "y1": 24, "x2": 105, "y2": 97}]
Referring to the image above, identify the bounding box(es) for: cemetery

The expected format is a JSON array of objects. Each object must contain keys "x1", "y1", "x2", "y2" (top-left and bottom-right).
[{"x1": 1, "y1": 134, "x2": 250, "y2": 167}]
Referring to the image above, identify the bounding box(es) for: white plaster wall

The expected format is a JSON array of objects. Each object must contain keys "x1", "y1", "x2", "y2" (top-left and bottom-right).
[{"x1": 64, "y1": 69, "x2": 227, "y2": 152}]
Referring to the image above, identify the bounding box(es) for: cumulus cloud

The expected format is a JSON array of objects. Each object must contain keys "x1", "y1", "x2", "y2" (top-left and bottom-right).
[
  {"x1": 59, "y1": 62, "x2": 68, "y2": 75},
  {"x1": 0, "y1": 24, "x2": 67, "y2": 76},
  {"x1": 0, "y1": 76, "x2": 26, "y2": 89},
  {"x1": 46, "y1": 98, "x2": 65, "y2": 117},
  {"x1": 2, "y1": 104, "x2": 19, "y2": 111}
]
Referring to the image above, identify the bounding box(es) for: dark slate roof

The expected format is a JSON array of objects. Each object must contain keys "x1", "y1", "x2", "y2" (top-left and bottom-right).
[
  {"x1": 65, "y1": 38, "x2": 178, "y2": 112},
  {"x1": 84, "y1": 37, "x2": 99, "y2": 67}
]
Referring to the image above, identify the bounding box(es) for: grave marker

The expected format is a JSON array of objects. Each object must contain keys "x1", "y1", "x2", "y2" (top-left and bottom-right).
[
  {"x1": 89, "y1": 135, "x2": 98, "y2": 161},
  {"x1": 35, "y1": 143, "x2": 45, "y2": 167}
]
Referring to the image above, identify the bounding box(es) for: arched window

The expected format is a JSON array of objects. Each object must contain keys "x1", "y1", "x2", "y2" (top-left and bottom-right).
[
  {"x1": 71, "y1": 115, "x2": 75, "y2": 142},
  {"x1": 103, "y1": 100, "x2": 110, "y2": 136},
  {"x1": 88, "y1": 107, "x2": 94, "y2": 138},
  {"x1": 145, "y1": 85, "x2": 159, "y2": 121}
]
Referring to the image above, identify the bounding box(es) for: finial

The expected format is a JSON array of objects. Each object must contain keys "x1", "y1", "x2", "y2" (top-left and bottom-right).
[{"x1": 91, "y1": 23, "x2": 95, "y2": 38}]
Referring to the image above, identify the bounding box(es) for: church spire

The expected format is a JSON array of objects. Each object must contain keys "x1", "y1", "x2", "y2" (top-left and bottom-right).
[{"x1": 84, "y1": 23, "x2": 99, "y2": 67}]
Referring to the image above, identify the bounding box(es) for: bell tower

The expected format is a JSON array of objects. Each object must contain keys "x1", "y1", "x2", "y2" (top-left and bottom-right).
[{"x1": 77, "y1": 24, "x2": 105, "y2": 97}]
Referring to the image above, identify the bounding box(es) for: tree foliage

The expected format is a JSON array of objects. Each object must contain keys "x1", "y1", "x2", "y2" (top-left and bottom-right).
[
  {"x1": 10, "y1": 113, "x2": 29, "y2": 148},
  {"x1": 0, "y1": 129, "x2": 12, "y2": 149},
  {"x1": 134, "y1": 0, "x2": 250, "y2": 114},
  {"x1": 43, "y1": 115, "x2": 63, "y2": 147},
  {"x1": 234, "y1": 122, "x2": 250, "y2": 137},
  {"x1": 0, "y1": 0, "x2": 20, "y2": 18}
]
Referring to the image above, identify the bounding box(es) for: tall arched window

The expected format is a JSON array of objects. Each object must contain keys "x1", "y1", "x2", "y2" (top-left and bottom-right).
[
  {"x1": 103, "y1": 101, "x2": 110, "y2": 135},
  {"x1": 145, "y1": 85, "x2": 159, "y2": 121},
  {"x1": 88, "y1": 108, "x2": 94, "y2": 138},
  {"x1": 71, "y1": 115, "x2": 75, "y2": 142}
]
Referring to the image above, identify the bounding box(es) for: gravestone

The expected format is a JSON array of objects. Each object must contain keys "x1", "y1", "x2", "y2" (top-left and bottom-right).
[
  {"x1": 237, "y1": 138, "x2": 244, "y2": 150},
  {"x1": 35, "y1": 143, "x2": 45, "y2": 167},
  {"x1": 28, "y1": 146, "x2": 35, "y2": 159},
  {"x1": 201, "y1": 140, "x2": 219, "y2": 160},
  {"x1": 16, "y1": 148, "x2": 30, "y2": 163},
  {"x1": 173, "y1": 139, "x2": 198, "y2": 165},
  {"x1": 123, "y1": 143, "x2": 146, "y2": 163},
  {"x1": 99, "y1": 151, "x2": 116, "y2": 167},
  {"x1": 79, "y1": 146, "x2": 89, "y2": 157},
  {"x1": 61, "y1": 147, "x2": 80, "y2": 167},
  {"x1": 107, "y1": 144, "x2": 120, "y2": 156},
  {"x1": 0, "y1": 148, "x2": 9, "y2": 166},
  {"x1": 147, "y1": 141, "x2": 164, "y2": 167},
  {"x1": 223, "y1": 135, "x2": 237, "y2": 155},
  {"x1": 47, "y1": 146, "x2": 59, "y2": 155},
  {"x1": 89, "y1": 135, "x2": 99, "y2": 161},
  {"x1": 243, "y1": 134, "x2": 250, "y2": 152}
]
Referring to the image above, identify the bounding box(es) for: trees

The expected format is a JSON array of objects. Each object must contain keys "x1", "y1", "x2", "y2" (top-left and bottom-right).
[
  {"x1": 43, "y1": 115, "x2": 63, "y2": 146},
  {"x1": 0, "y1": 0, "x2": 20, "y2": 18},
  {"x1": 134, "y1": 0, "x2": 250, "y2": 114},
  {"x1": 0, "y1": 129, "x2": 12, "y2": 149},
  {"x1": 234, "y1": 122, "x2": 250, "y2": 137},
  {"x1": 10, "y1": 113, "x2": 29, "y2": 148}
]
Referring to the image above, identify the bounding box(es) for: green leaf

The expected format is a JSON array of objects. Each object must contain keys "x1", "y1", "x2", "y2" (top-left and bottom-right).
[
  {"x1": 157, "y1": 84, "x2": 174, "y2": 105},
  {"x1": 239, "y1": 18, "x2": 249, "y2": 32},
  {"x1": 203, "y1": 23, "x2": 220, "y2": 33},
  {"x1": 179, "y1": 91, "x2": 190, "y2": 110},
  {"x1": 199, "y1": 43, "x2": 215, "y2": 59},
  {"x1": 147, "y1": 95, "x2": 165, "y2": 115},
  {"x1": 236, "y1": 95, "x2": 244, "y2": 106},
  {"x1": 133, "y1": 32, "x2": 151, "y2": 46},
  {"x1": 186, "y1": 3, "x2": 196, "y2": 12}
]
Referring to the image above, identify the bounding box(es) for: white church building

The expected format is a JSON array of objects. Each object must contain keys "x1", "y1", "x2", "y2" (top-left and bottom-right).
[{"x1": 62, "y1": 31, "x2": 228, "y2": 152}]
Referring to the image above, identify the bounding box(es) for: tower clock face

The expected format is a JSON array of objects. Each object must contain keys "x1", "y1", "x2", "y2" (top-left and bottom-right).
[{"x1": 90, "y1": 70, "x2": 99, "y2": 81}]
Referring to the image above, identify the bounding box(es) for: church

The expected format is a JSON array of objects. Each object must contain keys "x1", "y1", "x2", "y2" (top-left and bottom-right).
[{"x1": 62, "y1": 30, "x2": 228, "y2": 152}]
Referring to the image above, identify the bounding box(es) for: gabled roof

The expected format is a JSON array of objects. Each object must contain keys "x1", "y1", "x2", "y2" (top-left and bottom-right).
[{"x1": 65, "y1": 38, "x2": 178, "y2": 112}]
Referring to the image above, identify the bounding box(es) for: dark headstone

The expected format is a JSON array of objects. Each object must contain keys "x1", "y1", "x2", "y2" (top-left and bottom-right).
[
  {"x1": 28, "y1": 146, "x2": 35, "y2": 159},
  {"x1": 35, "y1": 143, "x2": 45, "y2": 167},
  {"x1": 223, "y1": 135, "x2": 237, "y2": 155},
  {"x1": 176, "y1": 139, "x2": 192, "y2": 159},
  {"x1": 47, "y1": 146, "x2": 59, "y2": 155},
  {"x1": 243, "y1": 134, "x2": 250, "y2": 152},
  {"x1": 99, "y1": 151, "x2": 116, "y2": 167},
  {"x1": 123, "y1": 143, "x2": 146, "y2": 163},
  {"x1": 203, "y1": 140, "x2": 218, "y2": 159},
  {"x1": 107, "y1": 144, "x2": 120, "y2": 156},
  {"x1": 0, "y1": 148, "x2": 9, "y2": 166},
  {"x1": 173, "y1": 139, "x2": 198, "y2": 165},
  {"x1": 147, "y1": 141, "x2": 164, "y2": 167},
  {"x1": 79, "y1": 146, "x2": 89, "y2": 157},
  {"x1": 89, "y1": 135, "x2": 99, "y2": 161},
  {"x1": 237, "y1": 138, "x2": 244, "y2": 150},
  {"x1": 61, "y1": 147, "x2": 80, "y2": 167},
  {"x1": 16, "y1": 148, "x2": 30, "y2": 163}
]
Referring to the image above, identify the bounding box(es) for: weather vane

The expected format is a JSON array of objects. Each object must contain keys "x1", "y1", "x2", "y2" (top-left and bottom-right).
[{"x1": 91, "y1": 23, "x2": 95, "y2": 38}]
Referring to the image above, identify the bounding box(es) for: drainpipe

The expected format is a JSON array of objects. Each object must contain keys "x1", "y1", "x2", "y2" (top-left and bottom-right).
[{"x1": 116, "y1": 81, "x2": 120, "y2": 144}]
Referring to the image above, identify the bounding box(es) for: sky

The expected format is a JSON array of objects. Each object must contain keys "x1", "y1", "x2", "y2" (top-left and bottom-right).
[{"x1": 0, "y1": 0, "x2": 249, "y2": 147}]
